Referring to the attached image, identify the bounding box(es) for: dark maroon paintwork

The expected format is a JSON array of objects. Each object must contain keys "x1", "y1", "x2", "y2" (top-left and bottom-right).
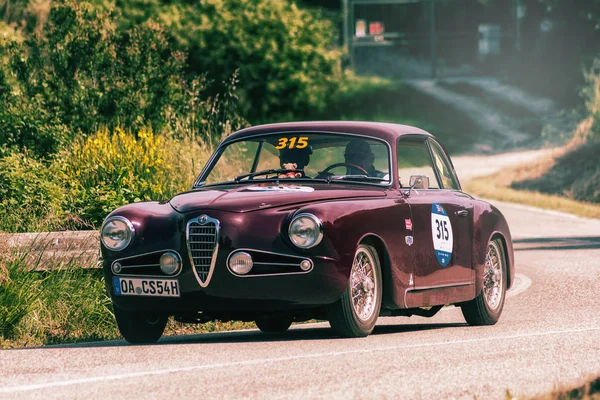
[{"x1": 101, "y1": 122, "x2": 514, "y2": 321}]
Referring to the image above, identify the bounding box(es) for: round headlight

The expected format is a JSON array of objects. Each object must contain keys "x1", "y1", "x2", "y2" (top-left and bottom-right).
[
  {"x1": 101, "y1": 216, "x2": 135, "y2": 251},
  {"x1": 160, "y1": 252, "x2": 181, "y2": 275},
  {"x1": 288, "y1": 213, "x2": 323, "y2": 249},
  {"x1": 228, "y1": 251, "x2": 253, "y2": 275}
]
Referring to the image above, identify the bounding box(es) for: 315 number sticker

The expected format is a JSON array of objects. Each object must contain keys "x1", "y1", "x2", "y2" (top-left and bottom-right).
[
  {"x1": 431, "y1": 203, "x2": 453, "y2": 266},
  {"x1": 275, "y1": 137, "x2": 309, "y2": 150}
]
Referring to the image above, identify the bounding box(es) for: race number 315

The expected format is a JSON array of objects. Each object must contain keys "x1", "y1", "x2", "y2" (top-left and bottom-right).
[{"x1": 431, "y1": 203, "x2": 453, "y2": 266}]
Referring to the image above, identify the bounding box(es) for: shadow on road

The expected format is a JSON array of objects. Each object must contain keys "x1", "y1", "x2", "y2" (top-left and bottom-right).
[
  {"x1": 513, "y1": 236, "x2": 600, "y2": 251},
  {"x1": 19, "y1": 322, "x2": 467, "y2": 350}
]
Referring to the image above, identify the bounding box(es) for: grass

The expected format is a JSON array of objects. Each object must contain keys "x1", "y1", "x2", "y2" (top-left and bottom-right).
[
  {"x1": 515, "y1": 375, "x2": 600, "y2": 399},
  {"x1": 464, "y1": 173, "x2": 600, "y2": 220},
  {"x1": 464, "y1": 118, "x2": 600, "y2": 218},
  {"x1": 0, "y1": 251, "x2": 256, "y2": 348},
  {"x1": 322, "y1": 75, "x2": 488, "y2": 155}
]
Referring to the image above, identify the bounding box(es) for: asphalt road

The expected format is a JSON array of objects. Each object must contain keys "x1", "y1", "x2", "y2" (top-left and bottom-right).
[{"x1": 1, "y1": 200, "x2": 599, "y2": 399}]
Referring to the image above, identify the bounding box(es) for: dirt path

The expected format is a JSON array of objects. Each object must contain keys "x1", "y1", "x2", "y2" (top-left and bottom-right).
[
  {"x1": 451, "y1": 147, "x2": 555, "y2": 182},
  {"x1": 406, "y1": 77, "x2": 572, "y2": 153},
  {"x1": 406, "y1": 76, "x2": 570, "y2": 181}
]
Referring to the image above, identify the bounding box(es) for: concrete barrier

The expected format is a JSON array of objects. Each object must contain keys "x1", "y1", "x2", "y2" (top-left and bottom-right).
[{"x1": 0, "y1": 231, "x2": 100, "y2": 270}]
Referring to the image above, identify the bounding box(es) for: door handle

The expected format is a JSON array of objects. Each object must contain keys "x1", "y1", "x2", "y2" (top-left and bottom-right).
[{"x1": 455, "y1": 209, "x2": 469, "y2": 217}]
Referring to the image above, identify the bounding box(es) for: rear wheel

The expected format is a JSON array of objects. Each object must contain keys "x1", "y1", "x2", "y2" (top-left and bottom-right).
[
  {"x1": 113, "y1": 306, "x2": 168, "y2": 344},
  {"x1": 255, "y1": 315, "x2": 293, "y2": 333},
  {"x1": 328, "y1": 244, "x2": 382, "y2": 338},
  {"x1": 461, "y1": 238, "x2": 507, "y2": 325}
]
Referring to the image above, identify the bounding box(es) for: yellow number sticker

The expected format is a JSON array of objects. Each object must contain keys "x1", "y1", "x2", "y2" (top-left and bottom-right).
[
  {"x1": 275, "y1": 138, "x2": 288, "y2": 149},
  {"x1": 275, "y1": 136, "x2": 309, "y2": 149}
]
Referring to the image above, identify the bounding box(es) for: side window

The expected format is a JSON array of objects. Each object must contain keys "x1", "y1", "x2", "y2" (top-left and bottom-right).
[
  {"x1": 397, "y1": 139, "x2": 440, "y2": 189},
  {"x1": 428, "y1": 140, "x2": 460, "y2": 190}
]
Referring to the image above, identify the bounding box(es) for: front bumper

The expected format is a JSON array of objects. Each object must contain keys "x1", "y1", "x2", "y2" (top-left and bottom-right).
[{"x1": 102, "y1": 209, "x2": 352, "y2": 313}]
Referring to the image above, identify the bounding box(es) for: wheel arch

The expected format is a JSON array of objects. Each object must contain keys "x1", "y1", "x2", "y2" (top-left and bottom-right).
[
  {"x1": 357, "y1": 234, "x2": 395, "y2": 310},
  {"x1": 491, "y1": 231, "x2": 512, "y2": 290}
]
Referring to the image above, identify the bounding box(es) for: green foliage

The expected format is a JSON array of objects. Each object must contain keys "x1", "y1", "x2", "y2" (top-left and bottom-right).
[
  {"x1": 29, "y1": 267, "x2": 117, "y2": 344},
  {"x1": 112, "y1": 0, "x2": 344, "y2": 122},
  {"x1": 0, "y1": 152, "x2": 67, "y2": 232},
  {"x1": 60, "y1": 128, "x2": 174, "y2": 227},
  {"x1": 0, "y1": 1, "x2": 246, "y2": 157},
  {"x1": 59, "y1": 128, "x2": 214, "y2": 228},
  {"x1": 0, "y1": 94, "x2": 70, "y2": 158},
  {"x1": 583, "y1": 57, "x2": 600, "y2": 139},
  {"x1": 0, "y1": 255, "x2": 42, "y2": 339}
]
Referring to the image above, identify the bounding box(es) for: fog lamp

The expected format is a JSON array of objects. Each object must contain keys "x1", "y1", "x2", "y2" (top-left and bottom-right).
[
  {"x1": 160, "y1": 252, "x2": 181, "y2": 275},
  {"x1": 229, "y1": 251, "x2": 253, "y2": 275}
]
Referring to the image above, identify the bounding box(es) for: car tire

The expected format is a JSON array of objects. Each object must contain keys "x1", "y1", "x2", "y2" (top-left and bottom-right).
[
  {"x1": 255, "y1": 315, "x2": 293, "y2": 333},
  {"x1": 113, "y1": 306, "x2": 168, "y2": 344},
  {"x1": 461, "y1": 238, "x2": 507, "y2": 326},
  {"x1": 328, "y1": 243, "x2": 382, "y2": 338}
]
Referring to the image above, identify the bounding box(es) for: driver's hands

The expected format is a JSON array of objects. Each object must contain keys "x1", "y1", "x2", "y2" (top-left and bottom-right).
[{"x1": 315, "y1": 171, "x2": 334, "y2": 180}]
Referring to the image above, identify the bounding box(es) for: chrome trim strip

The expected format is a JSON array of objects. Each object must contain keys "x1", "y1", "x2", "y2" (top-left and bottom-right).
[
  {"x1": 186, "y1": 215, "x2": 220, "y2": 288},
  {"x1": 111, "y1": 250, "x2": 182, "y2": 277},
  {"x1": 403, "y1": 281, "x2": 473, "y2": 309},
  {"x1": 226, "y1": 248, "x2": 314, "y2": 278}
]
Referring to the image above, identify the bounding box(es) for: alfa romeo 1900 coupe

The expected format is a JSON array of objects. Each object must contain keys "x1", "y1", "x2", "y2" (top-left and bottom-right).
[{"x1": 100, "y1": 122, "x2": 514, "y2": 343}]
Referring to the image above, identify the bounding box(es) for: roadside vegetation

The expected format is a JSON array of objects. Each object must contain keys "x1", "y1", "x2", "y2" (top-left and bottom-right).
[
  {"x1": 466, "y1": 58, "x2": 600, "y2": 214},
  {"x1": 0, "y1": 250, "x2": 256, "y2": 348},
  {"x1": 519, "y1": 375, "x2": 600, "y2": 400}
]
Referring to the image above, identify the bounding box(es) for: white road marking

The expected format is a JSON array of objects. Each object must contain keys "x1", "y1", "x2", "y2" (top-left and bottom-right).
[
  {"x1": 492, "y1": 200, "x2": 600, "y2": 222},
  {"x1": 506, "y1": 273, "x2": 531, "y2": 298},
  {"x1": 3, "y1": 326, "x2": 600, "y2": 394}
]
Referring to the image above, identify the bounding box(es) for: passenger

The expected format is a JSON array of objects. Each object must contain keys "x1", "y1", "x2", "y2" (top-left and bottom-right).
[
  {"x1": 278, "y1": 146, "x2": 312, "y2": 178},
  {"x1": 344, "y1": 139, "x2": 385, "y2": 177}
]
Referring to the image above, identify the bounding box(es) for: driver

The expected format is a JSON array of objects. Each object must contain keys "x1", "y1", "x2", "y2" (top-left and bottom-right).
[
  {"x1": 278, "y1": 146, "x2": 312, "y2": 178},
  {"x1": 344, "y1": 139, "x2": 385, "y2": 177}
]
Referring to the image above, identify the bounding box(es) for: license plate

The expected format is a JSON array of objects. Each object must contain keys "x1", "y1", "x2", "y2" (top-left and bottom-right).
[{"x1": 113, "y1": 277, "x2": 180, "y2": 298}]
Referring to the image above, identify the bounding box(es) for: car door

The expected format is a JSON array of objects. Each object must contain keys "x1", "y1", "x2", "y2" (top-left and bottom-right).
[{"x1": 397, "y1": 136, "x2": 473, "y2": 290}]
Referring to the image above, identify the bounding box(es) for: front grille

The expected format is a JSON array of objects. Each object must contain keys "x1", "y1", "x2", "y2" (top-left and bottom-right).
[{"x1": 187, "y1": 215, "x2": 220, "y2": 286}]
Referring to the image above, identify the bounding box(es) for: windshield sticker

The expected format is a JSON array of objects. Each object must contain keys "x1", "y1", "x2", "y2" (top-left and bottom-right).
[
  {"x1": 246, "y1": 185, "x2": 315, "y2": 193},
  {"x1": 431, "y1": 203, "x2": 453, "y2": 266},
  {"x1": 405, "y1": 236, "x2": 413, "y2": 246},
  {"x1": 275, "y1": 136, "x2": 309, "y2": 150},
  {"x1": 405, "y1": 219, "x2": 413, "y2": 231}
]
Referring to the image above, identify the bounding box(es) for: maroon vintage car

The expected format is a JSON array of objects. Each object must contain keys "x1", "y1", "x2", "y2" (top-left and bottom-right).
[{"x1": 100, "y1": 121, "x2": 514, "y2": 343}]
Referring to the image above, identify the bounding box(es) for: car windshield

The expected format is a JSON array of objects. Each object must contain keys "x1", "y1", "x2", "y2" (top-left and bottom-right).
[{"x1": 196, "y1": 132, "x2": 392, "y2": 187}]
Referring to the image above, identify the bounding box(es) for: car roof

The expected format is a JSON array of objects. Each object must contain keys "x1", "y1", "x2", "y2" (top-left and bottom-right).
[{"x1": 222, "y1": 121, "x2": 433, "y2": 144}]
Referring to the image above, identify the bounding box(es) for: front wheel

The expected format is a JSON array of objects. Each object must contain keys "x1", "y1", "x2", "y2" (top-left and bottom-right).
[
  {"x1": 328, "y1": 244, "x2": 382, "y2": 338},
  {"x1": 113, "y1": 306, "x2": 168, "y2": 344},
  {"x1": 461, "y1": 238, "x2": 507, "y2": 325}
]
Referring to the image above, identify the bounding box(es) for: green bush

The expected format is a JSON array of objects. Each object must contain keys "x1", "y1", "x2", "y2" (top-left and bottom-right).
[
  {"x1": 114, "y1": 0, "x2": 344, "y2": 122},
  {"x1": 60, "y1": 128, "x2": 173, "y2": 227},
  {"x1": 0, "y1": 152, "x2": 68, "y2": 232},
  {"x1": 583, "y1": 57, "x2": 600, "y2": 140},
  {"x1": 59, "y1": 128, "x2": 214, "y2": 227},
  {"x1": 0, "y1": 1, "x2": 245, "y2": 157}
]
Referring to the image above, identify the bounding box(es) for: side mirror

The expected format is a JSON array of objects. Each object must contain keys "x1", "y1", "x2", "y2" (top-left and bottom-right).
[{"x1": 409, "y1": 175, "x2": 429, "y2": 189}]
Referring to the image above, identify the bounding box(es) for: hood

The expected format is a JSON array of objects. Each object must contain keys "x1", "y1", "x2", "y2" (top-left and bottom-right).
[{"x1": 169, "y1": 183, "x2": 387, "y2": 213}]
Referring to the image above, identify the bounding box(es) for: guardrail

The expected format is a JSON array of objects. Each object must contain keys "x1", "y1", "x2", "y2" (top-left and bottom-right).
[{"x1": 0, "y1": 231, "x2": 100, "y2": 270}]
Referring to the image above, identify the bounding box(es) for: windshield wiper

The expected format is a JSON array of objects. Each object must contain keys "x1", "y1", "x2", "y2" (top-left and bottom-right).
[
  {"x1": 327, "y1": 175, "x2": 388, "y2": 183},
  {"x1": 234, "y1": 168, "x2": 302, "y2": 182}
]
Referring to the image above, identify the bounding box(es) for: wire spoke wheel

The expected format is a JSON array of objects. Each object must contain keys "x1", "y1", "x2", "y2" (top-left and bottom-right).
[
  {"x1": 483, "y1": 241, "x2": 504, "y2": 311},
  {"x1": 461, "y1": 238, "x2": 507, "y2": 326},
  {"x1": 350, "y1": 248, "x2": 378, "y2": 322},
  {"x1": 328, "y1": 243, "x2": 382, "y2": 337}
]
